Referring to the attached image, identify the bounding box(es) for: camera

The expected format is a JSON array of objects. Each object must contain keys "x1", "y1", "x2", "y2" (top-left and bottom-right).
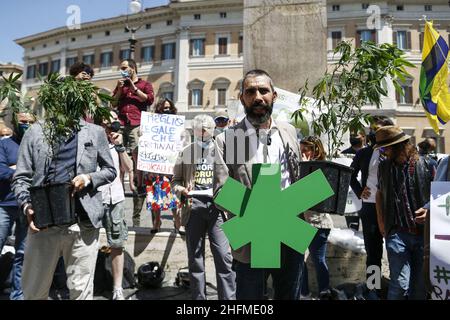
[{"x1": 124, "y1": 79, "x2": 131, "y2": 86}]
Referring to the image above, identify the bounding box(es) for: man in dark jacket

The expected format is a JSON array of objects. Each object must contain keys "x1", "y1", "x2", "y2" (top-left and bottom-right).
[
  {"x1": 0, "y1": 112, "x2": 35, "y2": 300},
  {"x1": 375, "y1": 126, "x2": 435, "y2": 300},
  {"x1": 349, "y1": 116, "x2": 393, "y2": 298}
]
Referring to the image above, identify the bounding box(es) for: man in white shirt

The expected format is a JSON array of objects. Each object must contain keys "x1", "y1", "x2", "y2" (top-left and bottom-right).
[
  {"x1": 214, "y1": 69, "x2": 303, "y2": 300},
  {"x1": 99, "y1": 111, "x2": 133, "y2": 300}
]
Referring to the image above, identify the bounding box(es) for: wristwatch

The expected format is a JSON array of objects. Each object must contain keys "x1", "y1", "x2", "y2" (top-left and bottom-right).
[{"x1": 115, "y1": 144, "x2": 126, "y2": 153}]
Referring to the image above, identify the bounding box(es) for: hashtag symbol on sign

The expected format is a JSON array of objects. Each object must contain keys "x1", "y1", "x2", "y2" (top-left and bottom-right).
[{"x1": 433, "y1": 266, "x2": 450, "y2": 285}]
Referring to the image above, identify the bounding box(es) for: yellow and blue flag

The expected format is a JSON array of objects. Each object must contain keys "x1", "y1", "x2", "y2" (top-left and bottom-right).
[{"x1": 419, "y1": 21, "x2": 450, "y2": 134}]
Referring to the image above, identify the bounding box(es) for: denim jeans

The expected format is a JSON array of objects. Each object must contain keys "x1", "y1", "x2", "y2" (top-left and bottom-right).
[
  {"x1": 359, "y1": 202, "x2": 384, "y2": 276},
  {"x1": 0, "y1": 206, "x2": 28, "y2": 300},
  {"x1": 386, "y1": 231, "x2": 425, "y2": 300},
  {"x1": 233, "y1": 244, "x2": 304, "y2": 300},
  {"x1": 301, "y1": 228, "x2": 331, "y2": 296}
]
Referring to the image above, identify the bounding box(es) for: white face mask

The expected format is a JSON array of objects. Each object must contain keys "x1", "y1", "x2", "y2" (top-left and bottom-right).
[{"x1": 0, "y1": 135, "x2": 12, "y2": 140}]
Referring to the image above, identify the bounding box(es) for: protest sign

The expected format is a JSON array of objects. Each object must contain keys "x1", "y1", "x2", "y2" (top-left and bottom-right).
[
  {"x1": 137, "y1": 112, "x2": 186, "y2": 175},
  {"x1": 430, "y1": 182, "x2": 450, "y2": 300}
]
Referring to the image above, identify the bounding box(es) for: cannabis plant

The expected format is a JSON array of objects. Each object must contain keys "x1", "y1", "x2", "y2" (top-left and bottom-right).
[
  {"x1": 38, "y1": 73, "x2": 113, "y2": 147},
  {"x1": 293, "y1": 41, "x2": 415, "y2": 159},
  {"x1": 0, "y1": 73, "x2": 33, "y2": 121}
]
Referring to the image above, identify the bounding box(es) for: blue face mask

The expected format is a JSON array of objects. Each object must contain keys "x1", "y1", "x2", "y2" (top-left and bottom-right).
[
  {"x1": 18, "y1": 123, "x2": 30, "y2": 138},
  {"x1": 120, "y1": 70, "x2": 130, "y2": 78},
  {"x1": 196, "y1": 139, "x2": 212, "y2": 149}
]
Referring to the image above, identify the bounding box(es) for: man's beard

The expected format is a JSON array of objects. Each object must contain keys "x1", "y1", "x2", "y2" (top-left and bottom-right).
[{"x1": 244, "y1": 102, "x2": 273, "y2": 127}]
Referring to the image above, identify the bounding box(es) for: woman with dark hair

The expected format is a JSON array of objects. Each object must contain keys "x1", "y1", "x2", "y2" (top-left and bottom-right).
[
  {"x1": 69, "y1": 62, "x2": 94, "y2": 80},
  {"x1": 144, "y1": 99, "x2": 181, "y2": 234},
  {"x1": 154, "y1": 98, "x2": 177, "y2": 115},
  {"x1": 299, "y1": 136, "x2": 334, "y2": 300}
]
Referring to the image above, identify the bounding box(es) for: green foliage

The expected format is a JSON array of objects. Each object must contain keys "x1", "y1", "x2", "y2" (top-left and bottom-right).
[
  {"x1": 293, "y1": 41, "x2": 414, "y2": 159},
  {"x1": 0, "y1": 73, "x2": 34, "y2": 123},
  {"x1": 38, "y1": 73, "x2": 113, "y2": 146}
]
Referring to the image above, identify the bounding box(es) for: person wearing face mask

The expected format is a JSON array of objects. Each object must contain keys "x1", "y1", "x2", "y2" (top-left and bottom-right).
[
  {"x1": 112, "y1": 59, "x2": 154, "y2": 154},
  {"x1": 0, "y1": 111, "x2": 35, "y2": 300},
  {"x1": 214, "y1": 69, "x2": 303, "y2": 300},
  {"x1": 342, "y1": 133, "x2": 366, "y2": 155},
  {"x1": 214, "y1": 109, "x2": 231, "y2": 137},
  {"x1": 0, "y1": 127, "x2": 13, "y2": 140},
  {"x1": 172, "y1": 115, "x2": 236, "y2": 300},
  {"x1": 349, "y1": 115, "x2": 393, "y2": 299}
]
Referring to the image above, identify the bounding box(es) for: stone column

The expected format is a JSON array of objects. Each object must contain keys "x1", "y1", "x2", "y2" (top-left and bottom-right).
[
  {"x1": 60, "y1": 47, "x2": 67, "y2": 75},
  {"x1": 175, "y1": 27, "x2": 190, "y2": 112},
  {"x1": 244, "y1": 0, "x2": 327, "y2": 93},
  {"x1": 377, "y1": 17, "x2": 397, "y2": 109}
]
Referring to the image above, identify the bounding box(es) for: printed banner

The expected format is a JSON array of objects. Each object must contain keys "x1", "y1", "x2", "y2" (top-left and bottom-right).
[
  {"x1": 137, "y1": 112, "x2": 186, "y2": 175},
  {"x1": 430, "y1": 182, "x2": 450, "y2": 300}
]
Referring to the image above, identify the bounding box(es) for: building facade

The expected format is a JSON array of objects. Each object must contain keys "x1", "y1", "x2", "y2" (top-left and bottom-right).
[{"x1": 15, "y1": 0, "x2": 450, "y2": 151}]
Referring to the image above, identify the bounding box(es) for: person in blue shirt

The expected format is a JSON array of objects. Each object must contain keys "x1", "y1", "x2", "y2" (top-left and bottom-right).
[{"x1": 0, "y1": 112, "x2": 35, "y2": 300}]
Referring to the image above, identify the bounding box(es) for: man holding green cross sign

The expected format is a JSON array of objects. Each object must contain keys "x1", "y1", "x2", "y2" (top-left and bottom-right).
[{"x1": 213, "y1": 70, "x2": 334, "y2": 300}]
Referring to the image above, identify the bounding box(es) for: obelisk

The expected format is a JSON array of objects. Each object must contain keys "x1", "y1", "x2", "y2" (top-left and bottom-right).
[{"x1": 244, "y1": 0, "x2": 327, "y2": 93}]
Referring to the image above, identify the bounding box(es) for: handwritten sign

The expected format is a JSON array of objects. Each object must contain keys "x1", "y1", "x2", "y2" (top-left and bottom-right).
[
  {"x1": 137, "y1": 112, "x2": 186, "y2": 175},
  {"x1": 430, "y1": 182, "x2": 450, "y2": 300}
]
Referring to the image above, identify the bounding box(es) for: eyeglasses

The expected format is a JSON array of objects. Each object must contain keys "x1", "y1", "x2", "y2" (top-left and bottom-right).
[{"x1": 215, "y1": 118, "x2": 229, "y2": 124}]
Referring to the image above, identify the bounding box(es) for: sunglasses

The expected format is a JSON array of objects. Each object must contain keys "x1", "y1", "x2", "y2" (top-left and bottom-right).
[{"x1": 215, "y1": 118, "x2": 229, "y2": 124}]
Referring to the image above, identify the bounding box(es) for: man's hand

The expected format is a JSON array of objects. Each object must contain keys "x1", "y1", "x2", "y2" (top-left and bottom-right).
[
  {"x1": 415, "y1": 208, "x2": 428, "y2": 225},
  {"x1": 25, "y1": 205, "x2": 40, "y2": 234},
  {"x1": 378, "y1": 223, "x2": 386, "y2": 238},
  {"x1": 301, "y1": 153, "x2": 311, "y2": 161},
  {"x1": 361, "y1": 187, "x2": 371, "y2": 200},
  {"x1": 71, "y1": 174, "x2": 91, "y2": 197},
  {"x1": 109, "y1": 132, "x2": 123, "y2": 146}
]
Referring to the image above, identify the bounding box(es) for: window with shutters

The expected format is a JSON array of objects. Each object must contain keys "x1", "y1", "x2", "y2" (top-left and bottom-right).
[
  {"x1": 38, "y1": 62, "x2": 48, "y2": 77},
  {"x1": 162, "y1": 43, "x2": 176, "y2": 60},
  {"x1": 83, "y1": 54, "x2": 95, "y2": 66},
  {"x1": 190, "y1": 89, "x2": 202, "y2": 107},
  {"x1": 188, "y1": 79, "x2": 205, "y2": 107},
  {"x1": 66, "y1": 57, "x2": 77, "y2": 70},
  {"x1": 26, "y1": 65, "x2": 36, "y2": 79},
  {"x1": 100, "y1": 52, "x2": 113, "y2": 68},
  {"x1": 425, "y1": 5, "x2": 432, "y2": 11},
  {"x1": 393, "y1": 31, "x2": 411, "y2": 50},
  {"x1": 190, "y1": 39, "x2": 205, "y2": 57},
  {"x1": 120, "y1": 49, "x2": 131, "y2": 61},
  {"x1": 51, "y1": 60, "x2": 61, "y2": 73},
  {"x1": 396, "y1": 79, "x2": 413, "y2": 105},
  {"x1": 331, "y1": 31, "x2": 342, "y2": 49},
  {"x1": 218, "y1": 37, "x2": 228, "y2": 55},
  {"x1": 238, "y1": 35, "x2": 243, "y2": 55},
  {"x1": 356, "y1": 30, "x2": 376, "y2": 47},
  {"x1": 332, "y1": 5, "x2": 340, "y2": 11},
  {"x1": 141, "y1": 46, "x2": 154, "y2": 63}
]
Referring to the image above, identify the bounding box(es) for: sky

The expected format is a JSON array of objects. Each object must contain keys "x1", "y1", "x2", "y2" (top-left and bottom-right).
[{"x1": 0, "y1": 0, "x2": 168, "y2": 65}]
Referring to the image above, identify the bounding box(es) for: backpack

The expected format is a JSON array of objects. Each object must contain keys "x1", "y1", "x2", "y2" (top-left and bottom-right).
[{"x1": 94, "y1": 248, "x2": 136, "y2": 295}]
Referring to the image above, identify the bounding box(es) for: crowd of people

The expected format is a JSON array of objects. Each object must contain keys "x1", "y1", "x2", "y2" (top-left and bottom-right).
[{"x1": 0, "y1": 62, "x2": 444, "y2": 301}]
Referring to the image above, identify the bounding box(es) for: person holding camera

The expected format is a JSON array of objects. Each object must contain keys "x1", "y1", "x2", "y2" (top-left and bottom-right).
[
  {"x1": 113, "y1": 59, "x2": 154, "y2": 226},
  {"x1": 112, "y1": 59, "x2": 154, "y2": 155}
]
